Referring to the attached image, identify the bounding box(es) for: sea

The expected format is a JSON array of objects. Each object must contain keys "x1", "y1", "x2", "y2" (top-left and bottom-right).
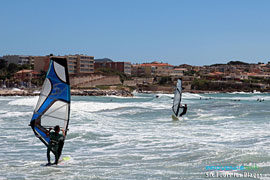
[{"x1": 1, "y1": 92, "x2": 270, "y2": 180}]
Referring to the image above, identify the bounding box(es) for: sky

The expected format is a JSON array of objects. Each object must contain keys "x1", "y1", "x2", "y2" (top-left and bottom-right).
[{"x1": 1, "y1": 0, "x2": 270, "y2": 66}]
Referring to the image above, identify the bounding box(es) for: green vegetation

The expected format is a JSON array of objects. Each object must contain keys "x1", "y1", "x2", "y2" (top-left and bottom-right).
[
  {"x1": 0, "y1": 60, "x2": 38, "y2": 87},
  {"x1": 209, "y1": 61, "x2": 249, "y2": 66},
  {"x1": 0, "y1": 59, "x2": 7, "y2": 69},
  {"x1": 184, "y1": 70, "x2": 197, "y2": 76},
  {"x1": 227, "y1": 61, "x2": 249, "y2": 65},
  {"x1": 0, "y1": 60, "x2": 34, "y2": 80},
  {"x1": 241, "y1": 79, "x2": 260, "y2": 84},
  {"x1": 0, "y1": 60, "x2": 8, "y2": 80},
  {"x1": 209, "y1": 63, "x2": 226, "y2": 67},
  {"x1": 191, "y1": 79, "x2": 210, "y2": 90}
]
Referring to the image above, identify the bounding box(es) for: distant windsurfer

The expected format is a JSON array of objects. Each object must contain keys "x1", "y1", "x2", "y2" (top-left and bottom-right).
[
  {"x1": 179, "y1": 104, "x2": 188, "y2": 117},
  {"x1": 46, "y1": 125, "x2": 65, "y2": 166}
]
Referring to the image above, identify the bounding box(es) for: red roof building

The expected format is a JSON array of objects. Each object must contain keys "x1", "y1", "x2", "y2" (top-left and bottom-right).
[{"x1": 14, "y1": 69, "x2": 40, "y2": 81}]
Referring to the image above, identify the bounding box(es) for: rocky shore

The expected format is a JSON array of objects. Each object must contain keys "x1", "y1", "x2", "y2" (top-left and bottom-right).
[{"x1": 0, "y1": 89, "x2": 134, "y2": 97}]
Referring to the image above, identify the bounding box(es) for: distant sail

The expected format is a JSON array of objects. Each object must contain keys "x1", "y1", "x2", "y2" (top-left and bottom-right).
[
  {"x1": 172, "y1": 79, "x2": 182, "y2": 117},
  {"x1": 30, "y1": 57, "x2": 70, "y2": 155}
]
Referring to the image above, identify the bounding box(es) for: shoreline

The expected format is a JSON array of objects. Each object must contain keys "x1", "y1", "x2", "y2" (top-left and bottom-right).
[
  {"x1": 0, "y1": 88, "x2": 268, "y2": 97},
  {"x1": 0, "y1": 89, "x2": 134, "y2": 97}
]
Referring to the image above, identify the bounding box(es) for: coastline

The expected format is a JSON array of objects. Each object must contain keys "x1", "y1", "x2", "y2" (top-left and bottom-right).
[
  {"x1": 0, "y1": 88, "x2": 266, "y2": 97},
  {"x1": 0, "y1": 89, "x2": 134, "y2": 97}
]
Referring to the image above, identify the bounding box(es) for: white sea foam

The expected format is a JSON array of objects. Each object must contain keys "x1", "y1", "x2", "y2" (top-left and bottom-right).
[
  {"x1": 8, "y1": 97, "x2": 38, "y2": 107},
  {"x1": 104, "y1": 95, "x2": 143, "y2": 99},
  {"x1": 182, "y1": 93, "x2": 205, "y2": 99},
  {"x1": 0, "y1": 111, "x2": 32, "y2": 118},
  {"x1": 72, "y1": 101, "x2": 169, "y2": 114},
  {"x1": 155, "y1": 93, "x2": 173, "y2": 98},
  {"x1": 228, "y1": 91, "x2": 263, "y2": 94},
  {"x1": 0, "y1": 110, "x2": 8, "y2": 114}
]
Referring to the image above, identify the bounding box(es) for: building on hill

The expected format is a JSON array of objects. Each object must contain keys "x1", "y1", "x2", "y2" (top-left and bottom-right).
[
  {"x1": 94, "y1": 58, "x2": 113, "y2": 63},
  {"x1": 94, "y1": 59, "x2": 131, "y2": 75},
  {"x1": 170, "y1": 68, "x2": 188, "y2": 77},
  {"x1": 132, "y1": 62, "x2": 174, "y2": 77},
  {"x1": 131, "y1": 64, "x2": 153, "y2": 77}
]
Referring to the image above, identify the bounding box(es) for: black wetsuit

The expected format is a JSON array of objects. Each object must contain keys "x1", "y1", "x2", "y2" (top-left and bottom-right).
[
  {"x1": 47, "y1": 132, "x2": 64, "y2": 165},
  {"x1": 179, "y1": 106, "x2": 187, "y2": 117}
]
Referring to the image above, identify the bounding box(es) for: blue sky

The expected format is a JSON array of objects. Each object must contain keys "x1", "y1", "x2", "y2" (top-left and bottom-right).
[{"x1": 1, "y1": 0, "x2": 270, "y2": 66}]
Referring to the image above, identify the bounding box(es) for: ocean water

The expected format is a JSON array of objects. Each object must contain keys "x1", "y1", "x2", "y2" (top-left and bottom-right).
[{"x1": 1, "y1": 92, "x2": 270, "y2": 180}]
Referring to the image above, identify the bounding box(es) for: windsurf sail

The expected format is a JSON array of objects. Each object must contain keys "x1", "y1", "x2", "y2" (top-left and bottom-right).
[
  {"x1": 30, "y1": 57, "x2": 70, "y2": 155},
  {"x1": 172, "y1": 79, "x2": 182, "y2": 118}
]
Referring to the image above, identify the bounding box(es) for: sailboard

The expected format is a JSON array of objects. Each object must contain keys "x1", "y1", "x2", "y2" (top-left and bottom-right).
[
  {"x1": 30, "y1": 57, "x2": 70, "y2": 157},
  {"x1": 172, "y1": 79, "x2": 182, "y2": 120}
]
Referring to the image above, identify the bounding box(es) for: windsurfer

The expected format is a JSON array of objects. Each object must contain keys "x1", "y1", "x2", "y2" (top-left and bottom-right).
[
  {"x1": 179, "y1": 104, "x2": 188, "y2": 117},
  {"x1": 46, "y1": 125, "x2": 65, "y2": 166}
]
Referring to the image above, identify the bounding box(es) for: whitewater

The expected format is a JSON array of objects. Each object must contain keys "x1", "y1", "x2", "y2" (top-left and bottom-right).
[{"x1": 1, "y1": 92, "x2": 270, "y2": 179}]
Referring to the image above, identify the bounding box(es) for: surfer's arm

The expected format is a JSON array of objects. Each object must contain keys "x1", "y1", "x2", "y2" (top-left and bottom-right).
[{"x1": 61, "y1": 129, "x2": 66, "y2": 137}]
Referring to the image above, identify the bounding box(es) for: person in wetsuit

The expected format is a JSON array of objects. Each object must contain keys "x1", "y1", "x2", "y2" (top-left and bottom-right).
[
  {"x1": 46, "y1": 125, "x2": 65, "y2": 165},
  {"x1": 179, "y1": 104, "x2": 188, "y2": 117}
]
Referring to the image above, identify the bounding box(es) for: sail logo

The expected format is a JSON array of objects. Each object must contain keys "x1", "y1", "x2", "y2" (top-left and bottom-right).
[
  {"x1": 51, "y1": 82, "x2": 66, "y2": 96},
  {"x1": 206, "y1": 165, "x2": 259, "y2": 171},
  {"x1": 205, "y1": 172, "x2": 263, "y2": 178}
]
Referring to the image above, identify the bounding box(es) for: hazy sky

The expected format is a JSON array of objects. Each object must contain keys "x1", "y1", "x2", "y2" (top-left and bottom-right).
[{"x1": 1, "y1": 0, "x2": 270, "y2": 66}]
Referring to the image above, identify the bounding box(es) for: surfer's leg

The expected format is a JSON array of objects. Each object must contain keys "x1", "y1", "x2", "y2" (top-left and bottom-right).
[
  {"x1": 47, "y1": 147, "x2": 51, "y2": 165},
  {"x1": 179, "y1": 110, "x2": 187, "y2": 117},
  {"x1": 179, "y1": 112, "x2": 186, "y2": 117},
  {"x1": 179, "y1": 112, "x2": 184, "y2": 117},
  {"x1": 53, "y1": 146, "x2": 59, "y2": 164},
  {"x1": 58, "y1": 141, "x2": 64, "y2": 159}
]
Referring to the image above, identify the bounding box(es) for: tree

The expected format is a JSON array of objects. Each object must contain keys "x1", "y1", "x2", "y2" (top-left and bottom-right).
[
  {"x1": 0, "y1": 59, "x2": 7, "y2": 70},
  {"x1": 191, "y1": 79, "x2": 210, "y2": 90},
  {"x1": 19, "y1": 64, "x2": 31, "y2": 70},
  {"x1": 227, "y1": 61, "x2": 249, "y2": 65},
  {"x1": 7, "y1": 63, "x2": 18, "y2": 73}
]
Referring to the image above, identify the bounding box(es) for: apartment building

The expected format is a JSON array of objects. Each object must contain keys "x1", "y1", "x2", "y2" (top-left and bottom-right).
[
  {"x1": 3, "y1": 55, "x2": 34, "y2": 65},
  {"x1": 33, "y1": 55, "x2": 94, "y2": 75},
  {"x1": 66, "y1": 55, "x2": 94, "y2": 74}
]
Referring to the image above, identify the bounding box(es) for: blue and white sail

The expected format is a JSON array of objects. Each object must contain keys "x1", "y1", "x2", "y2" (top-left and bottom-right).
[
  {"x1": 172, "y1": 79, "x2": 182, "y2": 119},
  {"x1": 30, "y1": 57, "x2": 70, "y2": 154}
]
